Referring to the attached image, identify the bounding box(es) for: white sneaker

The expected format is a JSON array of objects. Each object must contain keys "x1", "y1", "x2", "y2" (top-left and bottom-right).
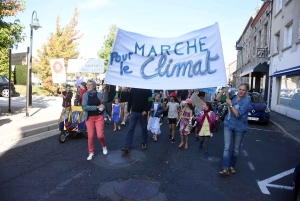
[
  {"x1": 103, "y1": 147, "x2": 108, "y2": 155},
  {"x1": 121, "y1": 121, "x2": 125, "y2": 126},
  {"x1": 87, "y1": 153, "x2": 94, "y2": 160}
]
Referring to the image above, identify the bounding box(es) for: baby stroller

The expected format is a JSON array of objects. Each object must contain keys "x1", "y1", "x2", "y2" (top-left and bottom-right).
[{"x1": 58, "y1": 106, "x2": 87, "y2": 143}]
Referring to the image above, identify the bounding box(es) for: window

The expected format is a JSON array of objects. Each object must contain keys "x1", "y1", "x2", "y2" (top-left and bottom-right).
[
  {"x1": 258, "y1": 30, "x2": 261, "y2": 48},
  {"x1": 264, "y1": 22, "x2": 268, "y2": 46},
  {"x1": 279, "y1": 74, "x2": 300, "y2": 110},
  {"x1": 276, "y1": 0, "x2": 282, "y2": 13},
  {"x1": 274, "y1": 32, "x2": 280, "y2": 53},
  {"x1": 253, "y1": 36, "x2": 256, "y2": 55},
  {"x1": 284, "y1": 22, "x2": 293, "y2": 48}
]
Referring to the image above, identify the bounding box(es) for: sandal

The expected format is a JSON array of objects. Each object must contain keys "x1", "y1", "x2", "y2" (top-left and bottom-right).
[
  {"x1": 230, "y1": 167, "x2": 236, "y2": 174},
  {"x1": 118, "y1": 126, "x2": 121, "y2": 131},
  {"x1": 219, "y1": 169, "x2": 230, "y2": 176},
  {"x1": 185, "y1": 145, "x2": 188, "y2": 149},
  {"x1": 178, "y1": 143, "x2": 184, "y2": 148},
  {"x1": 113, "y1": 128, "x2": 116, "y2": 132}
]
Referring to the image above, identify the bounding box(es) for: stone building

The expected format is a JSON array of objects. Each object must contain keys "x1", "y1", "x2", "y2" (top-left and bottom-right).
[{"x1": 234, "y1": 2, "x2": 272, "y2": 100}]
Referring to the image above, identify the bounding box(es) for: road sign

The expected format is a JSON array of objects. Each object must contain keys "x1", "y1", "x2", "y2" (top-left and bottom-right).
[{"x1": 257, "y1": 168, "x2": 294, "y2": 195}]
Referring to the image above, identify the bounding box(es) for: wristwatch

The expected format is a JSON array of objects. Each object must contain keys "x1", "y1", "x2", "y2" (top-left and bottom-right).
[{"x1": 230, "y1": 105, "x2": 233, "y2": 108}]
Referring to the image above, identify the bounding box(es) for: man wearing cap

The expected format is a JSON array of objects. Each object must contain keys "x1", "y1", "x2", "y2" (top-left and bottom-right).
[{"x1": 122, "y1": 88, "x2": 153, "y2": 153}]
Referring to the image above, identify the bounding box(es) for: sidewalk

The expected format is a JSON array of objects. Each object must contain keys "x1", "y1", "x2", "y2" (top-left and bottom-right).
[
  {"x1": 0, "y1": 105, "x2": 61, "y2": 145},
  {"x1": 269, "y1": 110, "x2": 300, "y2": 143},
  {"x1": 1, "y1": 103, "x2": 300, "y2": 145}
]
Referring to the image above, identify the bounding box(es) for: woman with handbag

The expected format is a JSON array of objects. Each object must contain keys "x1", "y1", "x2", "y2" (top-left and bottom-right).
[
  {"x1": 147, "y1": 93, "x2": 163, "y2": 142},
  {"x1": 82, "y1": 80, "x2": 108, "y2": 160},
  {"x1": 219, "y1": 83, "x2": 250, "y2": 176}
]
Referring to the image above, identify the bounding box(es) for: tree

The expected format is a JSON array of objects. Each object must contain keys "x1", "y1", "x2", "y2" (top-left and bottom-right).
[
  {"x1": 34, "y1": 8, "x2": 83, "y2": 93},
  {"x1": 0, "y1": 0, "x2": 26, "y2": 77},
  {"x1": 290, "y1": 76, "x2": 300, "y2": 88},
  {"x1": 97, "y1": 24, "x2": 117, "y2": 72}
]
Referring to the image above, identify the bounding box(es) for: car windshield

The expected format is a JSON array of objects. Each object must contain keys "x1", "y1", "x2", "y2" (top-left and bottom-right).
[{"x1": 249, "y1": 93, "x2": 264, "y2": 103}]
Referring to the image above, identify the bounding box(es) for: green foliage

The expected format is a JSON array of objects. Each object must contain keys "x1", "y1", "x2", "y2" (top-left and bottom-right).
[
  {"x1": 290, "y1": 75, "x2": 300, "y2": 88},
  {"x1": 97, "y1": 24, "x2": 117, "y2": 72},
  {"x1": 15, "y1": 65, "x2": 26, "y2": 85},
  {"x1": 0, "y1": 0, "x2": 26, "y2": 77},
  {"x1": 34, "y1": 8, "x2": 83, "y2": 93}
]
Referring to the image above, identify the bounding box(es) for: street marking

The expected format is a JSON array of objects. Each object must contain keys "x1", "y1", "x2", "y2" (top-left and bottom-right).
[
  {"x1": 248, "y1": 127, "x2": 272, "y2": 132},
  {"x1": 257, "y1": 168, "x2": 295, "y2": 195},
  {"x1": 248, "y1": 162, "x2": 255, "y2": 171},
  {"x1": 242, "y1": 150, "x2": 248, "y2": 157},
  {"x1": 37, "y1": 170, "x2": 85, "y2": 201}
]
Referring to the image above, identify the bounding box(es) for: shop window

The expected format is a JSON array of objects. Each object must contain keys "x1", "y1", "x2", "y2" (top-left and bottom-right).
[{"x1": 278, "y1": 74, "x2": 300, "y2": 110}]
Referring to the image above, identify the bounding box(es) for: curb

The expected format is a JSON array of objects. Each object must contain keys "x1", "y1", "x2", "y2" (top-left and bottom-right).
[
  {"x1": 0, "y1": 123, "x2": 58, "y2": 144},
  {"x1": 270, "y1": 119, "x2": 300, "y2": 144}
]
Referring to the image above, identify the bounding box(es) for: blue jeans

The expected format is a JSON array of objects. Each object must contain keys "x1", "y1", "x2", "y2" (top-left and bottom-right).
[
  {"x1": 222, "y1": 126, "x2": 246, "y2": 169},
  {"x1": 125, "y1": 111, "x2": 148, "y2": 148}
]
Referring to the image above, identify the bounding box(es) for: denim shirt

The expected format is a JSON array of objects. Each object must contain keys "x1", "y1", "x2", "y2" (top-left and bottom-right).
[
  {"x1": 224, "y1": 95, "x2": 250, "y2": 132},
  {"x1": 82, "y1": 91, "x2": 108, "y2": 120},
  {"x1": 150, "y1": 102, "x2": 163, "y2": 117}
]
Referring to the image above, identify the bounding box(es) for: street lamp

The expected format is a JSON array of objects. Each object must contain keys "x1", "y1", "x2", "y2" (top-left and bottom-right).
[{"x1": 28, "y1": 11, "x2": 42, "y2": 107}]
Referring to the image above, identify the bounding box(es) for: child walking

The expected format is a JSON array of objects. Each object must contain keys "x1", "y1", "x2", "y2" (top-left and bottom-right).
[
  {"x1": 196, "y1": 102, "x2": 216, "y2": 158},
  {"x1": 178, "y1": 98, "x2": 194, "y2": 149},
  {"x1": 112, "y1": 98, "x2": 121, "y2": 131},
  {"x1": 163, "y1": 92, "x2": 180, "y2": 143},
  {"x1": 147, "y1": 93, "x2": 163, "y2": 142}
]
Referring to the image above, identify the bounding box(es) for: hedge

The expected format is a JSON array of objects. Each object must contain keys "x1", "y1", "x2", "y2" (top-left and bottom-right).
[{"x1": 15, "y1": 65, "x2": 27, "y2": 85}]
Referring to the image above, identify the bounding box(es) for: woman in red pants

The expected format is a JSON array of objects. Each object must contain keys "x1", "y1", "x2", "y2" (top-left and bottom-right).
[{"x1": 82, "y1": 79, "x2": 108, "y2": 160}]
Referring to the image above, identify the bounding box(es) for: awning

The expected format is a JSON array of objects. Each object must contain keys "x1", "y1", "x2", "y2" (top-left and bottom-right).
[
  {"x1": 272, "y1": 65, "x2": 300, "y2": 77},
  {"x1": 240, "y1": 62, "x2": 269, "y2": 77}
]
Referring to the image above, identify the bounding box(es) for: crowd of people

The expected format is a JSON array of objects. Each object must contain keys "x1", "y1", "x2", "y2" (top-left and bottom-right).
[{"x1": 59, "y1": 74, "x2": 250, "y2": 176}]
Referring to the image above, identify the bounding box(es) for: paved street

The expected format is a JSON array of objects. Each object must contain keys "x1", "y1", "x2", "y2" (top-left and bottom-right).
[{"x1": 0, "y1": 119, "x2": 299, "y2": 201}]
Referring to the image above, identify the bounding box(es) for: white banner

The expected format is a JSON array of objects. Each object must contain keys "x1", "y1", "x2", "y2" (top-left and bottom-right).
[
  {"x1": 50, "y1": 58, "x2": 66, "y2": 83},
  {"x1": 105, "y1": 23, "x2": 227, "y2": 90},
  {"x1": 67, "y1": 59, "x2": 104, "y2": 73}
]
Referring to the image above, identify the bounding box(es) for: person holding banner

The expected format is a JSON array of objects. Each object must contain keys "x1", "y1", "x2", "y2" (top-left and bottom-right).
[
  {"x1": 82, "y1": 80, "x2": 108, "y2": 160},
  {"x1": 75, "y1": 73, "x2": 84, "y2": 91},
  {"x1": 122, "y1": 88, "x2": 153, "y2": 153},
  {"x1": 219, "y1": 83, "x2": 250, "y2": 176},
  {"x1": 61, "y1": 85, "x2": 73, "y2": 109}
]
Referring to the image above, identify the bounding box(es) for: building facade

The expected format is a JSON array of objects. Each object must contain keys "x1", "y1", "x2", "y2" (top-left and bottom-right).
[
  {"x1": 269, "y1": 0, "x2": 300, "y2": 120},
  {"x1": 226, "y1": 60, "x2": 237, "y2": 86},
  {"x1": 235, "y1": 2, "x2": 272, "y2": 100}
]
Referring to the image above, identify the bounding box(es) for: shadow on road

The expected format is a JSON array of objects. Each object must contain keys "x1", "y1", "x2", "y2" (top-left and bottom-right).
[{"x1": 0, "y1": 118, "x2": 12, "y2": 126}]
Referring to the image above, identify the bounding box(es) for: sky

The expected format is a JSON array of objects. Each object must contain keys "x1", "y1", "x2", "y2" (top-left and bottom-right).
[{"x1": 7, "y1": 0, "x2": 262, "y2": 66}]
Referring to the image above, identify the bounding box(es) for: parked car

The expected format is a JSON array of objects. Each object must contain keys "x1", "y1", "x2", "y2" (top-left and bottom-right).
[
  {"x1": 247, "y1": 92, "x2": 270, "y2": 123},
  {"x1": 293, "y1": 162, "x2": 300, "y2": 201},
  {"x1": 0, "y1": 75, "x2": 16, "y2": 98}
]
